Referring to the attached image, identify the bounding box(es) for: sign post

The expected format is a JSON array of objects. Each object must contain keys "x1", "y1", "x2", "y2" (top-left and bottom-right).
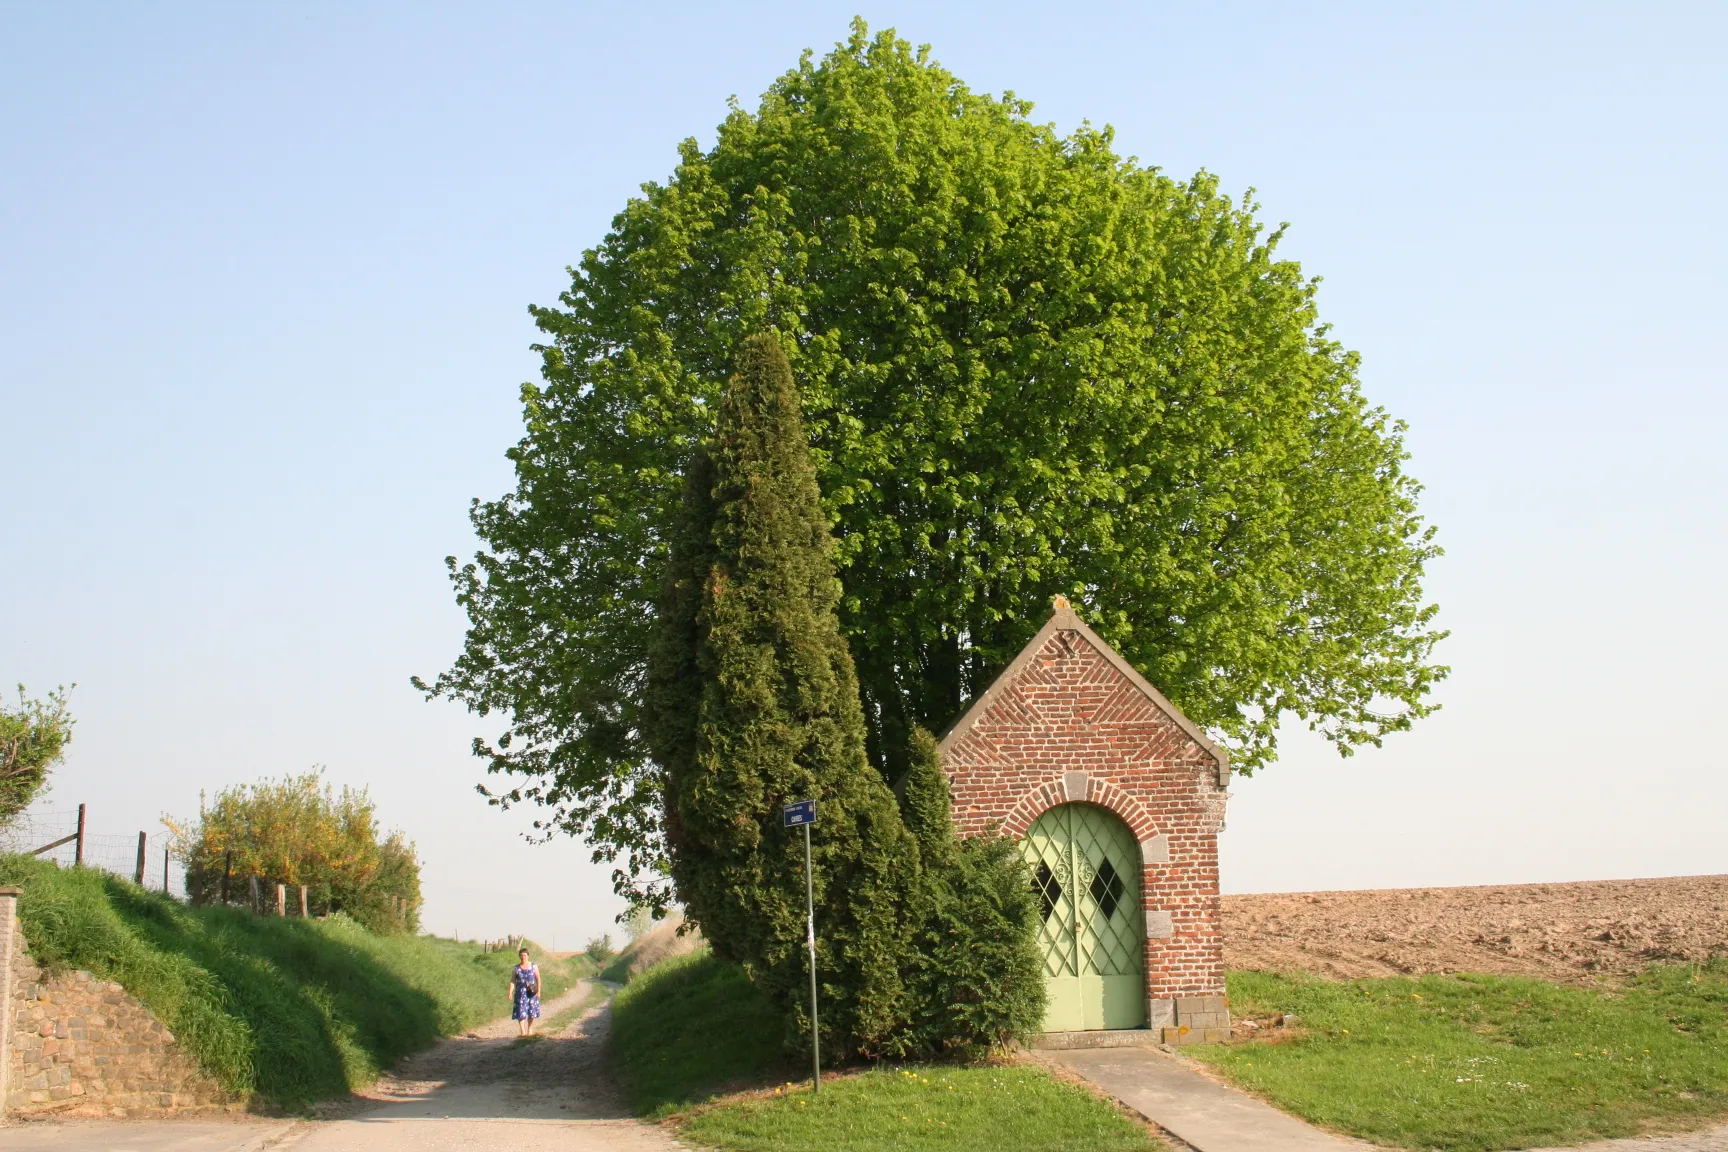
[{"x1": 781, "y1": 799, "x2": 819, "y2": 1093}]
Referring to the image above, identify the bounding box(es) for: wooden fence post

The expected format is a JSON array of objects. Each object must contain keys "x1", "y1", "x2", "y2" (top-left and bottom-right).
[
  {"x1": 221, "y1": 850, "x2": 233, "y2": 904},
  {"x1": 298, "y1": 885, "x2": 308, "y2": 917},
  {"x1": 162, "y1": 847, "x2": 170, "y2": 895},
  {"x1": 133, "y1": 832, "x2": 147, "y2": 885},
  {"x1": 249, "y1": 875, "x2": 261, "y2": 914},
  {"x1": 275, "y1": 884, "x2": 286, "y2": 917},
  {"x1": 74, "y1": 804, "x2": 85, "y2": 866}
]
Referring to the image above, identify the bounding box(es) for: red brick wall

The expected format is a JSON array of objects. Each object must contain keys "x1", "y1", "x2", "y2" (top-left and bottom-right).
[{"x1": 940, "y1": 622, "x2": 1229, "y2": 1003}]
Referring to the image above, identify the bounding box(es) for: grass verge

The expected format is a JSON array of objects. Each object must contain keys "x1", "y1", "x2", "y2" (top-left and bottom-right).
[
  {"x1": 0, "y1": 854, "x2": 584, "y2": 1108},
  {"x1": 1192, "y1": 963, "x2": 1728, "y2": 1151},
  {"x1": 681, "y1": 1066, "x2": 1161, "y2": 1152},
  {"x1": 610, "y1": 949, "x2": 1161, "y2": 1151},
  {"x1": 611, "y1": 948, "x2": 785, "y2": 1114}
]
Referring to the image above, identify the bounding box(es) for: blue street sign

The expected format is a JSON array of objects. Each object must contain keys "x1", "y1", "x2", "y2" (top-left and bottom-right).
[{"x1": 782, "y1": 799, "x2": 817, "y2": 828}]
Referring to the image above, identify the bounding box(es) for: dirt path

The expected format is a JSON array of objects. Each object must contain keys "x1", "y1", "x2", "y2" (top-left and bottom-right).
[
  {"x1": 0, "y1": 982, "x2": 685, "y2": 1152},
  {"x1": 274, "y1": 981, "x2": 684, "y2": 1150}
]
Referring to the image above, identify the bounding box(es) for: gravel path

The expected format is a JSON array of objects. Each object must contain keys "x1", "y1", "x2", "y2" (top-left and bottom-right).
[
  {"x1": 0, "y1": 982, "x2": 686, "y2": 1152},
  {"x1": 275, "y1": 980, "x2": 684, "y2": 1151}
]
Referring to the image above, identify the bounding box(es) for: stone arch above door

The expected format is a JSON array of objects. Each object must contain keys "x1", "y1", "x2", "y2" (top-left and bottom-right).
[{"x1": 1004, "y1": 773, "x2": 1159, "y2": 843}]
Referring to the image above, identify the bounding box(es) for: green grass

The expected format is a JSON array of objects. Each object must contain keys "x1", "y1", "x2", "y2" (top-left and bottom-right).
[
  {"x1": 1192, "y1": 964, "x2": 1728, "y2": 1151},
  {"x1": 610, "y1": 948, "x2": 787, "y2": 1114},
  {"x1": 0, "y1": 854, "x2": 584, "y2": 1108},
  {"x1": 682, "y1": 1066, "x2": 1161, "y2": 1152},
  {"x1": 541, "y1": 978, "x2": 604, "y2": 1032},
  {"x1": 610, "y1": 949, "x2": 1160, "y2": 1151}
]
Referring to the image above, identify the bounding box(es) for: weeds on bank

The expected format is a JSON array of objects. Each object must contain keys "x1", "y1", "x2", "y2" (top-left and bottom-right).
[
  {"x1": 0, "y1": 854, "x2": 584, "y2": 1107},
  {"x1": 1192, "y1": 963, "x2": 1728, "y2": 1151}
]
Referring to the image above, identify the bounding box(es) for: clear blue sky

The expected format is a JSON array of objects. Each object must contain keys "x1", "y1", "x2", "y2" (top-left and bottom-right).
[{"x1": 3, "y1": 2, "x2": 1724, "y2": 947}]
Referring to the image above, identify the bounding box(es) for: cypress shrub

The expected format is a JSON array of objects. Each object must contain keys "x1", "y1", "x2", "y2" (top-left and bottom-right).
[
  {"x1": 899, "y1": 727, "x2": 1046, "y2": 1056},
  {"x1": 651, "y1": 334, "x2": 1044, "y2": 1060},
  {"x1": 648, "y1": 333, "x2": 918, "y2": 1059}
]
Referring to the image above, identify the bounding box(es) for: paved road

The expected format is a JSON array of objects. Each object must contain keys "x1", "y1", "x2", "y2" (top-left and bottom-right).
[{"x1": 0, "y1": 982, "x2": 685, "y2": 1152}]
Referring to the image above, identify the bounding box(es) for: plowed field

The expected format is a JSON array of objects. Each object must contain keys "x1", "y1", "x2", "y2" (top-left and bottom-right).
[{"x1": 1223, "y1": 874, "x2": 1728, "y2": 984}]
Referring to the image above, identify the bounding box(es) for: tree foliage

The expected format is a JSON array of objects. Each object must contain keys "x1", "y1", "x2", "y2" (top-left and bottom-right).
[
  {"x1": 897, "y1": 726, "x2": 1044, "y2": 1056},
  {"x1": 649, "y1": 334, "x2": 919, "y2": 1056},
  {"x1": 419, "y1": 21, "x2": 1446, "y2": 904},
  {"x1": 175, "y1": 771, "x2": 422, "y2": 934},
  {"x1": 0, "y1": 685, "x2": 74, "y2": 824}
]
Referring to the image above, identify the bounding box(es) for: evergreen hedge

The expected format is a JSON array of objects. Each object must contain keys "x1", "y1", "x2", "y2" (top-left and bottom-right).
[{"x1": 649, "y1": 334, "x2": 1041, "y2": 1060}]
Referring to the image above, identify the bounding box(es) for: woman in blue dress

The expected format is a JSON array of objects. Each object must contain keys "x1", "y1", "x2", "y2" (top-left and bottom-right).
[{"x1": 510, "y1": 947, "x2": 542, "y2": 1036}]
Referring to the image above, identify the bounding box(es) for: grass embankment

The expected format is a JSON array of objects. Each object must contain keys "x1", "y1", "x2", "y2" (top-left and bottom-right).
[
  {"x1": 611, "y1": 950, "x2": 1160, "y2": 1152},
  {"x1": 611, "y1": 947, "x2": 783, "y2": 1114},
  {"x1": 1196, "y1": 963, "x2": 1728, "y2": 1151},
  {"x1": 0, "y1": 854, "x2": 585, "y2": 1108}
]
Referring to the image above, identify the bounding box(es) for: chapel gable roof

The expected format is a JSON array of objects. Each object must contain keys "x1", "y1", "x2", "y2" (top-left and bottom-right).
[{"x1": 937, "y1": 597, "x2": 1230, "y2": 782}]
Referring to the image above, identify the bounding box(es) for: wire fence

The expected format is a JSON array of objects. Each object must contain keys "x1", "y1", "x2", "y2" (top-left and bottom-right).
[{"x1": 0, "y1": 804, "x2": 189, "y2": 896}]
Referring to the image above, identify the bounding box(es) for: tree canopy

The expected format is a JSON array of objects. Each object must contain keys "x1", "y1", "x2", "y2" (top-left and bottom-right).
[
  {"x1": 175, "y1": 770, "x2": 423, "y2": 933},
  {"x1": 0, "y1": 685, "x2": 74, "y2": 824},
  {"x1": 419, "y1": 22, "x2": 1446, "y2": 906}
]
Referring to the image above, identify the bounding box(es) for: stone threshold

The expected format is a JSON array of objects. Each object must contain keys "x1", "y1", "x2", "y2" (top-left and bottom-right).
[{"x1": 1030, "y1": 1028, "x2": 1162, "y2": 1050}]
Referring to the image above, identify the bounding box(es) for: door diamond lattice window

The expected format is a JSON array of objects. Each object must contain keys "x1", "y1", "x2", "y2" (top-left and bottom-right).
[{"x1": 1020, "y1": 802, "x2": 1146, "y2": 1030}]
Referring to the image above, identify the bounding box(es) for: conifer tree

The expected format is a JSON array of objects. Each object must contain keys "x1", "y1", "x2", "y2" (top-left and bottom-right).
[
  {"x1": 897, "y1": 726, "x2": 1045, "y2": 1056},
  {"x1": 898, "y1": 726, "x2": 955, "y2": 868},
  {"x1": 648, "y1": 333, "x2": 918, "y2": 1057}
]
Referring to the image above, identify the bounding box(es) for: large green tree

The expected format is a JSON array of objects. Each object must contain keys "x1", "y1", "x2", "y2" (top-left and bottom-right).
[{"x1": 419, "y1": 22, "x2": 1445, "y2": 906}]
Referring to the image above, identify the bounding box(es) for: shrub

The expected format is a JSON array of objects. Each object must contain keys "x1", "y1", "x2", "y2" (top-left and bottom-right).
[
  {"x1": 899, "y1": 727, "x2": 1045, "y2": 1057},
  {"x1": 174, "y1": 770, "x2": 422, "y2": 934},
  {"x1": 0, "y1": 685, "x2": 73, "y2": 823}
]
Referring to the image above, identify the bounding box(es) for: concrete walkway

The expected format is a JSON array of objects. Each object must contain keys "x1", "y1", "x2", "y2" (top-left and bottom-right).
[
  {"x1": 1043, "y1": 1045, "x2": 1376, "y2": 1152},
  {"x1": 1044, "y1": 1045, "x2": 1728, "y2": 1152}
]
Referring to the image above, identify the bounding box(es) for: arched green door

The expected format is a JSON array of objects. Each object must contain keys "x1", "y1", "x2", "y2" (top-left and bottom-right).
[{"x1": 1022, "y1": 803, "x2": 1146, "y2": 1031}]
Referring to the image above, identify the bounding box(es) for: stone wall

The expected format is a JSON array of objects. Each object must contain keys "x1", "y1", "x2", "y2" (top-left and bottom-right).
[{"x1": 2, "y1": 893, "x2": 230, "y2": 1116}]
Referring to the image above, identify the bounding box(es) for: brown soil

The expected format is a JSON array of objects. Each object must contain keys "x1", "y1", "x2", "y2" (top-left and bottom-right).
[{"x1": 1223, "y1": 874, "x2": 1728, "y2": 984}]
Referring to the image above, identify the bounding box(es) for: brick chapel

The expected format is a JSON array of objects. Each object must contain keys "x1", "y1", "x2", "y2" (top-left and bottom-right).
[{"x1": 938, "y1": 596, "x2": 1231, "y2": 1042}]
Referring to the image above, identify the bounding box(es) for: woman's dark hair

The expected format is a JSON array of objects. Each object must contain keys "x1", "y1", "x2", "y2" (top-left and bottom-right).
[{"x1": 518, "y1": 947, "x2": 529, "y2": 957}]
